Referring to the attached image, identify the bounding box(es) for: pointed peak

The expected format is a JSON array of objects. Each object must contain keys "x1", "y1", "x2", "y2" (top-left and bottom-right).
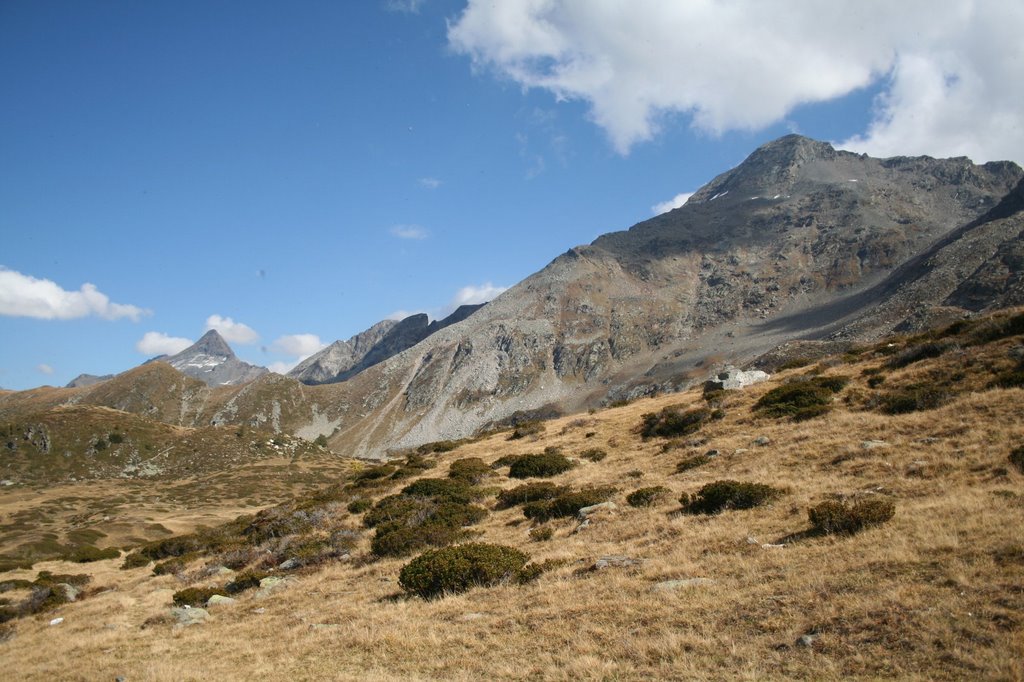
[{"x1": 187, "y1": 329, "x2": 235, "y2": 358}]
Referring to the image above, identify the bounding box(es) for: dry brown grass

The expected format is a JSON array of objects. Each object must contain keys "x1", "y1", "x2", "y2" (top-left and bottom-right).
[{"x1": 1, "y1": 328, "x2": 1023, "y2": 680}]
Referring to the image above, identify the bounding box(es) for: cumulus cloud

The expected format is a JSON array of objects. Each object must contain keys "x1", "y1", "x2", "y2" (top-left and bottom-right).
[
  {"x1": 651, "y1": 192, "x2": 694, "y2": 216},
  {"x1": 270, "y1": 334, "x2": 326, "y2": 359},
  {"x1": 36, "y1": 363, "x2": 54, "y2": 375},
  {"x1": 0, "y1": 267, "x2": 148, "y2": 321},
  {"x1": 205, "y1": 315, "x2": 259, "y2": 344},
  {"x1": 448, "y1": 1, "x2": 1024, "y2": 162},
  {"x1": 136, "y1": 331, "x2": 193, "y2": 356},
  {"x1": 390, "y1": 224, "x2": 429, "y2": 240},
  {"x1": 451, "y1": 282, "x2": 508, "y2": 308},
  {"x1": 417, "y1": 177, "x2": 442, "y2": 189}
]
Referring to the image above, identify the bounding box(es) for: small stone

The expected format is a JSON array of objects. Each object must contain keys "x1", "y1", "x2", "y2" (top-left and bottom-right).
[
  {"x1": 761, "y1": 543, "x2": 785, "y2": 549},
  {"x1": 170, "y1": 607, "x2": 208, "y2": 626},
  {"x1": 746, "y1": 536, "x2": 759, "y2": 545},
  {"x1": 578, "y1": 501, "x2": 617, "y2": 518},
  {"x1": 860, "y1": 440, "x2": 888, "y2": 450},
  {"x1": 753, "y1": 436, "x2": 771, "y2": 446},
  {"x1": 653, "y1": 578, "x2": 716, "y2": 591},
  {"x1": 705, "y1": 449, "x2": 720, "y2": 457},
  {"x1": 571, "y1": 518, "x2": 591, "y2": 534},
  {"x1": 206, "y1": 595, "x2": 237, "y2": 607},
  {"x1": 49, "y1": 617, "x2": 64, "y2": 626},
  {"x1": 796, "y1": 634, "x2": 817, "y2": 648},
  {"x1": 733, "y1": 448, "x2": 749, "y2": 455},
  {"x1": 592, "y1": 555, "x2": 642, "y2": 571},
  {"x1": 278, "y1": 558, "x2": 301, "y2": 570},
  {"x1": 56, "y1": 583, "x2": 80, "y2": 602}
]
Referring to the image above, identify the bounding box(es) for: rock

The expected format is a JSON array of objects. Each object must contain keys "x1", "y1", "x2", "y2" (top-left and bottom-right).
[
  {"x1": 733, "y1": 448, "x2": 749, "y2": 455},
  {"x1": 653, "y1": 578, "x2": 716, "y2": 591},
  {"x1": 860, "y1": 440, "x2": 889, "y2": 450},
  {"x1": 170, "y1": 607, "x2": 209, "y2": 626},
  {"x1": 704, "y1": 366, "x2": 771, "y2": 391},
  {"x1": 761, "y1": 543, "x2": 785, "y2": 549},
  {"x1": 746, "y1": 536, "x2": 760, "y2": 545},
  {"x1": 796, "y1": 634, "x2": 818, "y2": 648},
  {"x1": 571, "y1": 518, "x2": 591, "y2": 534},
  {"x1": 255, "y1": 576, "x2": 295, "y2": 599},
  {"x1": 206, "y1": 595, "x2": 237, "y2": 607},
  {"x1": 56, "y1": 583, "x2": 80, "y2": 602},
  {"x1": 278, "y1": 558, "x2": 301, "y2": 570},
  {"x1": 209, "y1": 565, "x2": 235, "y2": 577},
  {"x1": 578, "y1": 501, "x2": 617, "y2": 518},
  {"x1": 49, "y1": 617, "x2": 64, "y2": 626},
  {"x1": 752, "y1": 436, "x2": 771, "y2": 446},
  {"x1": 592, "y1": 555, "x2": 642, "y2": 571},
  {"x1": 705, "y1": 449, "x2": 720, "y2": 457}
]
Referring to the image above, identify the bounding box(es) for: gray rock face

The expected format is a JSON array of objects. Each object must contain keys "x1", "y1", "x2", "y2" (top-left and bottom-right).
[
  {"x1": 704, "y1": 366, "x2": 770, "y2": 391},
  {"x1": 159, "y1": 330, "x2": 268, "y2": 387},
  {"x1": 65, "y1": 373, "x2": 113, "y2": 388}
]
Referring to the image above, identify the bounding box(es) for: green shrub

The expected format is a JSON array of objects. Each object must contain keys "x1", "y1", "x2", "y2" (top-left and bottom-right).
[
  {"x1": 492, "y1": 454, "x2": 526, "y2": 469},
  {"x1": 401, "y1": 478, "x2": 477, "y2": 504},
  {"x1": 417, "y1": 439, "x2": 462, "y2": 454},
  {"x1": 528, "y1": 526, "x2": 553, "y2": 542},
  {"x1": 522, "y1": 486, "x2": 617, "y2": 522},
  {"x1": 808, "y1": 498, "x2": 895, "y2": 534},
  {"x1": 968, "y1": 312, "x2": 1024, "y2": 345},
  {"x1": 496, "y1": 482, "x2": 569, "y2": 509},
  {"x1": 152, "y1": 556, "x2": 190, "y2": 576},
  {"x1": 778, "y1": 357, "x2": 812, "y2": 370},
  {"x1": 364, "y1": 495, "x2": 430, "y2": 528},
  {"x1": 675, "y1": 454, "x2": 711, "y2": 473},
  {"x1": 370, "y1": 521, "x2": 469, "y2": 558},
  {"x1": 507, "y1": 421, "x2": 544, "y2": 440},
  {"x1": 990, "y1": 368, "x2": 1024, "y2": 389},
  {"x1": 352, "y1": 464, "x2": 398, "y2": 486},
  {"x1": 579, "y1": 448, "x2": 607, "y2": 462},
  {"x1": 508, "y1": 452, "x2": 575, "y2": 479},
  {"x1": 877, "y1": 384, "x2": 950, "y2": 414},
  {"x1": 448, "y1": 457, "x2": 492, "y2": 484},
  {"x1": 753, "y1": 377, "x2": 846, "y2": 420},
  {"x1": 108, "y1": 432, "x2": 124, "y2": 444},
  {"x1": 639, "y1": 406, "x2": 712, "y2": 439},
  {"x1": 1009, "y1": 446, "x2": 1024, "y2": 474},
  {"x1": 626, "y1": 486, "x2": 669, "y2": 508},
  {"x1": 888, "y1": 342, "x2": 952, "y2": 369},
  {"x1": 867, "y1": 375, "x2": 886, "y2": 388},
  {"x1": 681, "y1": 480, "x2": 782, "y2": 515},
  {"x1": 346, "y1": 498, "x2": 372, "y2": 514},
  {"x1": 313, "y1": 434, "x2": 329, "y2": 448},
  {"x1": 172, "y1": 586, "x2": 222, "y2": 607},
  {"x1": 69, "y1": 545, "x2": 120, "y2": 563},
  {"x1": 120, "y1": 552, "x2": 151, "y2": 570},
  {"x1": 225, "y1": 570, "x2": 267, "y2": 595},
  {"x1": 398, "y1": 543, "x2": 530, "y2": 599}
]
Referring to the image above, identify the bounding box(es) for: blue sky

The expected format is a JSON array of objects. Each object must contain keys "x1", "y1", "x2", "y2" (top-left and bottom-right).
[{"x1": 2, "y1": 1, "x2": 1022, "y2": 390}]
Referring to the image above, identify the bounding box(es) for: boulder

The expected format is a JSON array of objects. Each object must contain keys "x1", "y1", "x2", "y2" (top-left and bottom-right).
[
  {"x1": 170, "y1": 607, "x2": 209, "y2": 626},
  {"x1": 704, "y1": 366, "x2": 770, "y2": 392},
  {"x1": 591, "y1": 555, "x2": 642, "y2": 571}
]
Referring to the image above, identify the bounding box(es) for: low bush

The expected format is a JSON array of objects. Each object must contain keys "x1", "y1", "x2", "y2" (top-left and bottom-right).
[
  {"x1": 401, "y1": 478, "x2": 477, "y2": 504},
  {"x1": 398, "y1": 543, "x2": 530, "y2": 599},
  {"x1": 492, "y1": 454, "x2": 526, "y2": 469},
  {"x1": 120, "y1": 552, "x2": 151, "y2": 570},
  {"x1": 417, "y1": 439, "x2": 464, "y2": 454},
  {"x1": 808, "y1": 497, "x2": 895, "y2": 534},
  {"x1": 370, "y1": 522, "x2": 469, "y2": 558},
  {"x1": 528, "y1": 526, "x2": 553, "y2": 542},
  {"x1": 1009, "y1": 446, "x2": 1024, "y2": 474},
  {"x1": 867, "y1": 375, "x2": 886, "y2": 388},
  {"x1": 681, "y1": 480, "x2": 782, "y2": 515},
  {"x1": 69, "y1": 545, "x2": 120, "y2": 563},
  {"x1": 508, "y1": 452, "x2": 575, "y2": 479},
  {"x1": 172, "y1": 586, "x2": 223, "y2": 607},
  {"x1": 152, "y1": 556, "x2": 190, "y2": 576},
  {"x1": 877, "y1": 384, "x2": 950, "y2": 414},
  {"x1": 522, "y1": 486, "x2": 617, "y2": 522},
  {"x1": 224, "y1": 570, "x2": 267, "y2": 595},
  {"x1": 753, "y1": 376, "x2": 847, "y2": 420},
  {"x1": 675, "y1": 454, "x2": 711, "y2": 473},
  {"x1": 507, "y1": 421, "x2": 544, "y2": 440},
  {"x1": 578, "y1": 448, "x2": 607, "y2": 462},
  {"x1": 968, "y1": 311, "x2": 1024, "y2": 345},
  {"x1": 639, "y1": 406, "x2": 712, "y2": 439},
  {"x1": 448, "y1": 457, "x2": 492, "y2": 484},
  {"x1": 496, "y1": 482, "x2": 569, "y2": 509},
  {"x1": 346, "y1": 498, "x2": 372, "y2": 514},
  {"x1": 888, "y1": 341, "x2": 953, "y2": 369},
  {"x1": 626, "y1": 486, "x2": 669, "y2": 508},
  {"x1": 351, "y1": 464, "x2": 397, "y2": 486}
]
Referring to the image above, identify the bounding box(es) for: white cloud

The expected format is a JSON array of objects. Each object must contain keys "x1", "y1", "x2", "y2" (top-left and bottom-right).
[
  {"x1": 651, "y1": 192, "x2": 694, "y2": 216},
  {"x1": 417, "y1": 177, "x2": 442, "y2": 189},
  {"x1": 268, "y1": 360, "x2": 299, "y2": 375},
  {"x1": 270, "y1": 334, "x2": 326, "y2": 359},
  {"x1": 385, "y1": 0, "x2": 424, "y2": 14},
  {"x1": 390, "y1": 224, "x2": 429, "y2": 240},
  {"x1": 385, "y1": 309, "x2": 422, "y2": 321},
  {"x1": 0, "y1": 267, "x2": 148, "y2": 321},
  {"x1": 205, "y1": 315, "x2": 259, "y2": 344},
  {"x1": 36, "y1": 363, "x2": 54, "y2": 375},
  {"x1": 136, "y1": 331, "x2": 193, "y2": 356},
  {"x1": 451, "y1": 282, "x2": 508, "y2": 308},
  {"x1": 449, "y1": 1, "x2": 1024, "y2": 162}
]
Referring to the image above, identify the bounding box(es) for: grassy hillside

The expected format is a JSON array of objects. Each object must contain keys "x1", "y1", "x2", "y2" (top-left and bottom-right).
[{"x1": 1, "y1": 310, "x2": 1023, "y2": 680}]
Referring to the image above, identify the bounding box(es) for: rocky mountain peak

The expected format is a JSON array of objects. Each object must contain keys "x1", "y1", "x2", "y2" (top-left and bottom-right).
[
  {"x1": 189, "y1": 330, "x2": 235, "y2": 359},
  {"x1": 158, "y1": 329, "x2": 266, "y2": 387}
]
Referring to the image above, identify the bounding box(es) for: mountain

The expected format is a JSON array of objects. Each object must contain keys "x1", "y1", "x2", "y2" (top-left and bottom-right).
[
  {"x1": 1, "y1": 135, "x2": 1021, "y2": 460},
  {"x1": 158, "y1": 330, "x2": 268, "y2": 387},
  {"x1": 289, "y1": 304, "x2": 486, "y2": 385},
  {"x1": 65, "y1": 373, "x2": 113, "y2": 388}
]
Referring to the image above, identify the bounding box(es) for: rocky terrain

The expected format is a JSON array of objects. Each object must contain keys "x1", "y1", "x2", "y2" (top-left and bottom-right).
[
  {"x1": 157, "y1": 330, "x2": 268, "y2": 387},
  {"x1": 1, "y1": 135, "x2": 1022, "y2": 463}
]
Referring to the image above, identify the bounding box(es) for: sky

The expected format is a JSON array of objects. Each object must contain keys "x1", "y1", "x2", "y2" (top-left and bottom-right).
[{"x1": 2, "y1": 0, "x2": 1022, "y2": 390}]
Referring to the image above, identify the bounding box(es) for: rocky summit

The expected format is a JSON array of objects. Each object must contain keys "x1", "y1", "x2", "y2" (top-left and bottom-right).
[{"x1": 157, "y1": 330, "x2": 268, "y2": 387}]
